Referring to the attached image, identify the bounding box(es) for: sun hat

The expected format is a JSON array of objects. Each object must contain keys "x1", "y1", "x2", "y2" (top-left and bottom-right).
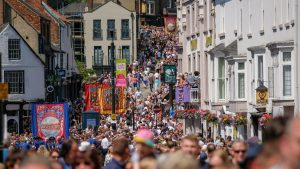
[{"x1": 133, "y1": 129, "x2": 155, "y2": 148}]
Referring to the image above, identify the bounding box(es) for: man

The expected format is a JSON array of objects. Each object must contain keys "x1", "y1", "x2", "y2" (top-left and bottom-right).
[
  {"x1": 148, "y1": 73, "x2": 154, "y2": 92},
  {"x1": 104, "y1": 137, "x2": 130, "y2": 169},
  {"x1": 59, "y1": 140, "x2": 78, "y2": 169},
  {"x1": 101, "y1": 133, "x2": 110, "y2": 157},
  {"x1": 279, "y1": 117, "x2": 300, "y2": 169},
  {"x1": 19, "y1": 155, "x2": 53, "y2": 169},
  {"x1": 231, "y1": 140, "x2": 247, "y2": 166},
  {"x1": 180, "y1": 134, "x2": 200, "y2": 158}
]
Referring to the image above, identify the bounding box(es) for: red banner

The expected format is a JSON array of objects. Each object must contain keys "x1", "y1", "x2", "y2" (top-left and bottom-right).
[
  {"x1": 164, "y1": 17, "x2": 177, "y2": 32},
  {"x1": 85, "y1": 83, "x2": 100, "y2": 111}
]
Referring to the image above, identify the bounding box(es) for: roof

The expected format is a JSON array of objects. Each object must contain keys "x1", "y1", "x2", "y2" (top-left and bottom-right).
[
  {"x1": 86, "y1": 0, "x2": 135, "y2": 13},
  {"x1": 61, "y1": 2, "x2": 87, "y2": 15},
  {"x1": 0, "y1": 24, "x2": 45, "y2": 65},
  {"x1": 42, "y1": 2, "x2": 69, "y2": 24}
]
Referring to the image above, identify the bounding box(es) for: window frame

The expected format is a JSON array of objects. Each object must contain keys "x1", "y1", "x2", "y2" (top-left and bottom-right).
[
  {"x1": 93, "y1": 20, "x2": 102, "y2": 40},
  {"x1": 8, "y1": 39, "x2": 21, "y2": 60},
  {"x1": 4, "y1": 70, "x2": 25, "y2": 94},
  {"x1": 236, "y1": 62, "x2": 246, "y2": 99},
  {"x1": 282, "y1": 51, "x2": 292, "y2": 97},
  {"x1": 94, "y1": 46, "x2": 103, "y2": 66},
  {"x1": 218, "y1": 57, "x2": 225, "y2": 100},
  {"x1": 121, "y1": 19, "x2": 130, "y2": 39}
]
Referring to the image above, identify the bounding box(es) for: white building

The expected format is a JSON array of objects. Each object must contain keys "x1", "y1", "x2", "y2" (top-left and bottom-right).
[
  {"x1": 207, "y1": 0, "x2": 297, "y2": 140},
  {"x1": 0, "y1": 23, "x2": 45, "y2": 134},
  {"x1": 83, "y1": 1, "x2": 137, "y2": 74}
]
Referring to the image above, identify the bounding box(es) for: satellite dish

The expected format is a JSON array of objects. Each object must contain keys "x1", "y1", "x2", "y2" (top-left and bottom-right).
[{"x1": 46, "y1": 85, "x2": 54, "y2": 93}]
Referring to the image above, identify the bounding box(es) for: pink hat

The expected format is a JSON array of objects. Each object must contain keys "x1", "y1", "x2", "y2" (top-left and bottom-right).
[{"x1": 133, "y1": 129, "x2": 155, "y2": 147}]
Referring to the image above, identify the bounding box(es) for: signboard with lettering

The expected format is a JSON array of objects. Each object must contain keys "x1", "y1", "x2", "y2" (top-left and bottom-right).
[
  {"x1": 116, "y1": 59, "x2": 127, "y2": 87},
  {"x1": 163, "y1": 65, "x2": 177, "y2": 84}
]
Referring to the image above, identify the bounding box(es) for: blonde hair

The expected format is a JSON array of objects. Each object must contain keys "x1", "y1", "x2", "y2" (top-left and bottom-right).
[
  {"x1": 159, "y1": 151, "x2": 198, "y2": 169},
  {"x1": 37, "y1": 145, "x2": 50, "y2": 158},
  {"x1": 139, "y1": 158, "x2": 157, "y2": 169}
]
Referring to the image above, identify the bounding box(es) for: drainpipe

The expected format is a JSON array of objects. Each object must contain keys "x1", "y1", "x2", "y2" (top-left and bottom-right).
[{"x1": 295, "y1": 0, "x2": 299, "y2": 116}]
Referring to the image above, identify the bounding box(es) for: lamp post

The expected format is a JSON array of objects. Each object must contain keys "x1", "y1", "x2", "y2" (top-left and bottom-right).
[
  {"x1": 131, "y1": 12, "x2": 135, "y2": 64},
  {"x1": 110, "y1": 30, "x2": 116, "y2": 115}
]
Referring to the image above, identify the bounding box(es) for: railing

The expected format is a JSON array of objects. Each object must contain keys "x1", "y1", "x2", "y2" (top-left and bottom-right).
[
  {"x1": 107, "y1": 29, "x2": 117, "y2": 40},
  {"x1": 121, "y1": 29, "x2": 131, "y2": 40}
]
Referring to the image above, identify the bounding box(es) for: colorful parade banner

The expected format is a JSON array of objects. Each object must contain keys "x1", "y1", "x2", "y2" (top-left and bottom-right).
[
  {"x1": 116, "y1": 59, "x2": 127, "y2": 87},
  {"x1": 164, "y1": 16, "x2": 176, "y2": 32},
  {"x1": 31, "y1": 103, "x2": 69, "y2": 140},
  {"x1": 98, "y1": 84, "x2": 126, "y2": 114},
  {"x1": 175, "y1": 85, "x2": 191, "y2": 103},
  {"x1": 85, "y1": 83, "x2": 101, "y2": 111}
]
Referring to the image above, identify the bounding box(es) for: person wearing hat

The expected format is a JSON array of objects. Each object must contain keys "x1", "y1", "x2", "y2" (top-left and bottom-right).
[{"x1": 133, "y1": 129, "x2": 156, "y2": 161}]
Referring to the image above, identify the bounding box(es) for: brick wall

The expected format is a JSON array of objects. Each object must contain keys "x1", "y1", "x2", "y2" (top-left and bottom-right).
[{"x1": 0, "y1": 0, "x2": 3, "y2": 25}]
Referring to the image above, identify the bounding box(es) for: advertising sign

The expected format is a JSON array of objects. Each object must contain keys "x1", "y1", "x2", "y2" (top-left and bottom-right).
[
  {"x1": 163, "y1": 65, "x2": 177, "y2": 84},
  {"x1": 31, "y1": 103, "x2": 69, "y2": 140},
  {"x1": 116, "y1": 59, "x2": 127, "y2": 87}
]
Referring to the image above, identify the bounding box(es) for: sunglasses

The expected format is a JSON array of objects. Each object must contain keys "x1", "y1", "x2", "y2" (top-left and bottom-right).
[{"x1": 234, "y1": 150, "x2": 246, "y2": 154}]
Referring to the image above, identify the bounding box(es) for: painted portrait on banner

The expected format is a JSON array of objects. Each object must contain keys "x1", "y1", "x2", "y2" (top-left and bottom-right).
[{"x1": 31, "y1": 103, "x2": 69, "y2": 140}]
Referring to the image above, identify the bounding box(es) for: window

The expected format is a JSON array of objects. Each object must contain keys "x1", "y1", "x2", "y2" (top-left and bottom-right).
[
  {"x1": 283, "y1": 52, "x2": 292, "y2": 96},
  {"x1": 236, "y1": 62, "x2": 245, "y2": 99},
  {"x1": 218, "y1": 58, "x2": 225, "y2": 99},
  {"x1": 190, "y1": 88, "x2": 199, "y2": 102},
  {"x1": 193, "y1": 56, "x2": 196, "y2": 72},
  {"x1": 4, "y1": 71, "x2": 24, "y2": 94},
  {"x1": 122, "y1": 46, "x2": 130, "y2": 64},
  {"x1": 94, "y1": 46, "x2": 102, "y2": 66},
  {"x1": 107, "y1": 20, "x2": 115, "y2": 39},
  {"x1": 93, "y1": 20, "x2": 102, "y2": 39},
  {"x1": 108, "y1": 46, "x2": 116, "y2": 64},
  {"x1": 147, "y1": 2, "x2": 155, "y2": 15},
  {"x1": 8, "y1": 39, "x2": 21, "y2": 60},
  {"x1": 121, "y1": 19, "x2": 130, "y2": 39},
  {"x1": 257, "y1": 55, "x2": 263, "y2": 86}
]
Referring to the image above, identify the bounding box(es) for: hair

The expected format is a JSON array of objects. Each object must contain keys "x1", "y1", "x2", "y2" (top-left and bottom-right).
[
  {"x1": 159, "y1": 151, "x2": 198, "y2": 169},
  {"x1": 60, "y1": 139, "x2": 77, "y2": 159},
  {"x1": 211, "y1": 150, "x2": 232, "y2": 168},
  {"x1": 207, "y1": 143, "x2": 216, "y2": 154},
  {"x1": 231, "y1": 140, "x2": 247, "y2": 150},
  {"x1": 74, "y1": 149, "x2": 103, "y2": 169},
  {"x1": 181, "y1": 134, "x2": 199, "y2": 144},
  {"x1": 111, "y1": 136, "x2": 129, "y2": 156},
  {"x1": 140, "y1": 157, "x2": 157, "y2": 169},
  {"x1": 263, "y1": 116, "x2": 290, "y2": 142},
  {"x1": 37, "y1": 145, "x2": 50, "y2": 158},
  {"x1": 19, "y1": 155, "x2": 53, "y2": 169}
]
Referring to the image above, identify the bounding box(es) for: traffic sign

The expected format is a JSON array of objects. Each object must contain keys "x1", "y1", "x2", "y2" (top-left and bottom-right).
[
  {"x1": 153, "y1": 105, "x2": 161, "y2": 114},
  {"x1": 0, "y1": 83, "x2": 8, "y2": 100}
]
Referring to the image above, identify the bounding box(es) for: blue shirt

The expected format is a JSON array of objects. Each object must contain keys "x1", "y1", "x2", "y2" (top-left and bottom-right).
[{"x1": 104, "y1": 158, "x2": 125, "y2": 169}]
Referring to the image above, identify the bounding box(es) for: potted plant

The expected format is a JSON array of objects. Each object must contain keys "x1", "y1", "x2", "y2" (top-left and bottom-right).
[
  {"x1": 259, "y1": 113, "x2": 272, "y2": 128},
  {"x1": 234, "y1": 113, "x2": 247, "y2": 126},
  {"x1": 221, "y1": 114, "x2": 232, "y2": 125}
]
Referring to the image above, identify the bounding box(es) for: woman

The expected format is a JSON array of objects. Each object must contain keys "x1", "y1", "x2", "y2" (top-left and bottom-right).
[
  {"x1": 74, "y1": 149, "x2": 103, "y2": 169},
  {"x1": 49, "y1": 149, "x2": 60, "y2": 161},
  {"x1": 209, "y1": 150, "x2": 234, "y2": 169}
]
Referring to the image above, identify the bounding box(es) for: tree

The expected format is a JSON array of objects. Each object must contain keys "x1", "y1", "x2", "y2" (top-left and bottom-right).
[{"x1": 76, "y1": 60, "x2": 96, "y2": 82}]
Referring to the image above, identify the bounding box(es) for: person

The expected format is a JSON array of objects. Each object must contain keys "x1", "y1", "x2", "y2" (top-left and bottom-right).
[
  {"x1": 180, "y1": 134, "x2": 200, "y2": 158},
  {"x1": 104, "y1": 146, "x2": 113, "y2": 167},
  {"x1": 133, "y1": 129, "x2": 156, "y2": 160},
  {"x1": 231, "y1": 140, "x2": 247, "y2": 167},
  {"x1": 158, "y1": 151, "x2": 198, "y2": 169},
  {"x1": 104, "y1": 137, "x2": 130, "y2": 169},
  {"x1": 74, "y1": 149, "x2": 103, "y2": 169},
  {"x1": 279, "y1": 117, "x2": 300, "y2": 169},
  {"x1": 59, "y1": 140, "x2": 78, "y2": 169},
  {"x1": 19, "y1": 155, "x2": 53, "y2": 169},
  {"x1": 50, "y1": 149, "x2": 60, "y2": 161},
  {"x1": 209, "y1": 150, "x2": 233, "y2": 169},
  {"x1": 101, "y1": 134, "x2": 110, "y2": 157},
  {"x1": 37, "y1": 145, "x2": 50, "y2": 158},
  {"x1": 148, "y1": 73, "x2": 154, "y2": 92}
]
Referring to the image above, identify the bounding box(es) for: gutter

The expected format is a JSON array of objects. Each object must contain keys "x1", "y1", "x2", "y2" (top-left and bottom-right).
[{"x1": 295, "y1": 0, "x2": 299, "y2": 116}]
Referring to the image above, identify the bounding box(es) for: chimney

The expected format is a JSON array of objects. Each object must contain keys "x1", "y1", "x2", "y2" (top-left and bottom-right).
[{"x1": 88, "y1": 0, "x2": 93, "y2": 10}]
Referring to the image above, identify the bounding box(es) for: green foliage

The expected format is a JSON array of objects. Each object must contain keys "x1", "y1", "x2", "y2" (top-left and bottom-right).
[{"x1": 76, "y1": 60, "x2": 95, "y2": 82}]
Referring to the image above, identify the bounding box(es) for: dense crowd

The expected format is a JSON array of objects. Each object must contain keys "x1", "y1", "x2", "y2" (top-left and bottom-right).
[{"x1": 2, "y1": 25, "x2": 300, "y2": 169}]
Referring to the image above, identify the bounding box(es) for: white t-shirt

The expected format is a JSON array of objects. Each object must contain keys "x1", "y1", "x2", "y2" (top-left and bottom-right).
[{"x1": 101, "y1": 138, "x2": 110, "y2": 149}]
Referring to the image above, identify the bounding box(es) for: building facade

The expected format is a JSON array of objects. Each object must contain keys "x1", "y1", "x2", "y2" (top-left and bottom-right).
[
  {"x1": 84, "y1": 1, "x2": 137, "y2": 74},
  {"x1": 0, "y1": 24, "x2": 45, "y2": 134}
]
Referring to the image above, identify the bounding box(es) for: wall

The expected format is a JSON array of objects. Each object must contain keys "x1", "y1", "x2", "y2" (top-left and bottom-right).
[
  {"x1": 0, "y1": 25, "x2": 45, "y2": 101},
  {"x1": 84, "y1": 1, "x2": 137, "y2": 68}
]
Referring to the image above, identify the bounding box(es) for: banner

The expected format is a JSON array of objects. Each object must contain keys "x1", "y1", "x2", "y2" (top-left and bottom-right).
[
  {"x1": 116, "y1": 59, "x2": 127, "y2": 87},
  {"x1": 98, "y1": 84, "x2": 126, "y2": 114},
  {"x1": 176, "y1": 85, "x2": 191, "y2": 103},
  {"x1": 85, "y1": 83, "x2": 101, "y2": 111},
  {"x1": 163, "y1": 64, "x2": 177, "y2": 84},
  {"x1": 31, "y1": 103, "x2": 69, "y2": 140},
  {"x1": 164, "y1": 17, "x2": 176, "y2": 32}
]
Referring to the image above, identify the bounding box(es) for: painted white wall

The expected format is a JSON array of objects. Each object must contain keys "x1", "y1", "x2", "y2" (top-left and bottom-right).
[
  {"x1": 84, "y1": 1, "x2": 137, "y2": 68},
  {"x1": 0, "y1": 25, "x2": 45, "y2": 101}
]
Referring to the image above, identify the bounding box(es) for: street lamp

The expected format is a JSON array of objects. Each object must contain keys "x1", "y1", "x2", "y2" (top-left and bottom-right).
[
  {"x1": 131, "y1": 12, "x2": 135, "y2": 64},
  {"x1": 110, "y1": 30, "x2": 116, "y2": 116}
]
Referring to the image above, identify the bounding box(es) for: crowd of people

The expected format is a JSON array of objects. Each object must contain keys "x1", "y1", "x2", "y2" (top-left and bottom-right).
[{"x1": 2, "y1": 25, "x2": 300, "y2": 169}]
